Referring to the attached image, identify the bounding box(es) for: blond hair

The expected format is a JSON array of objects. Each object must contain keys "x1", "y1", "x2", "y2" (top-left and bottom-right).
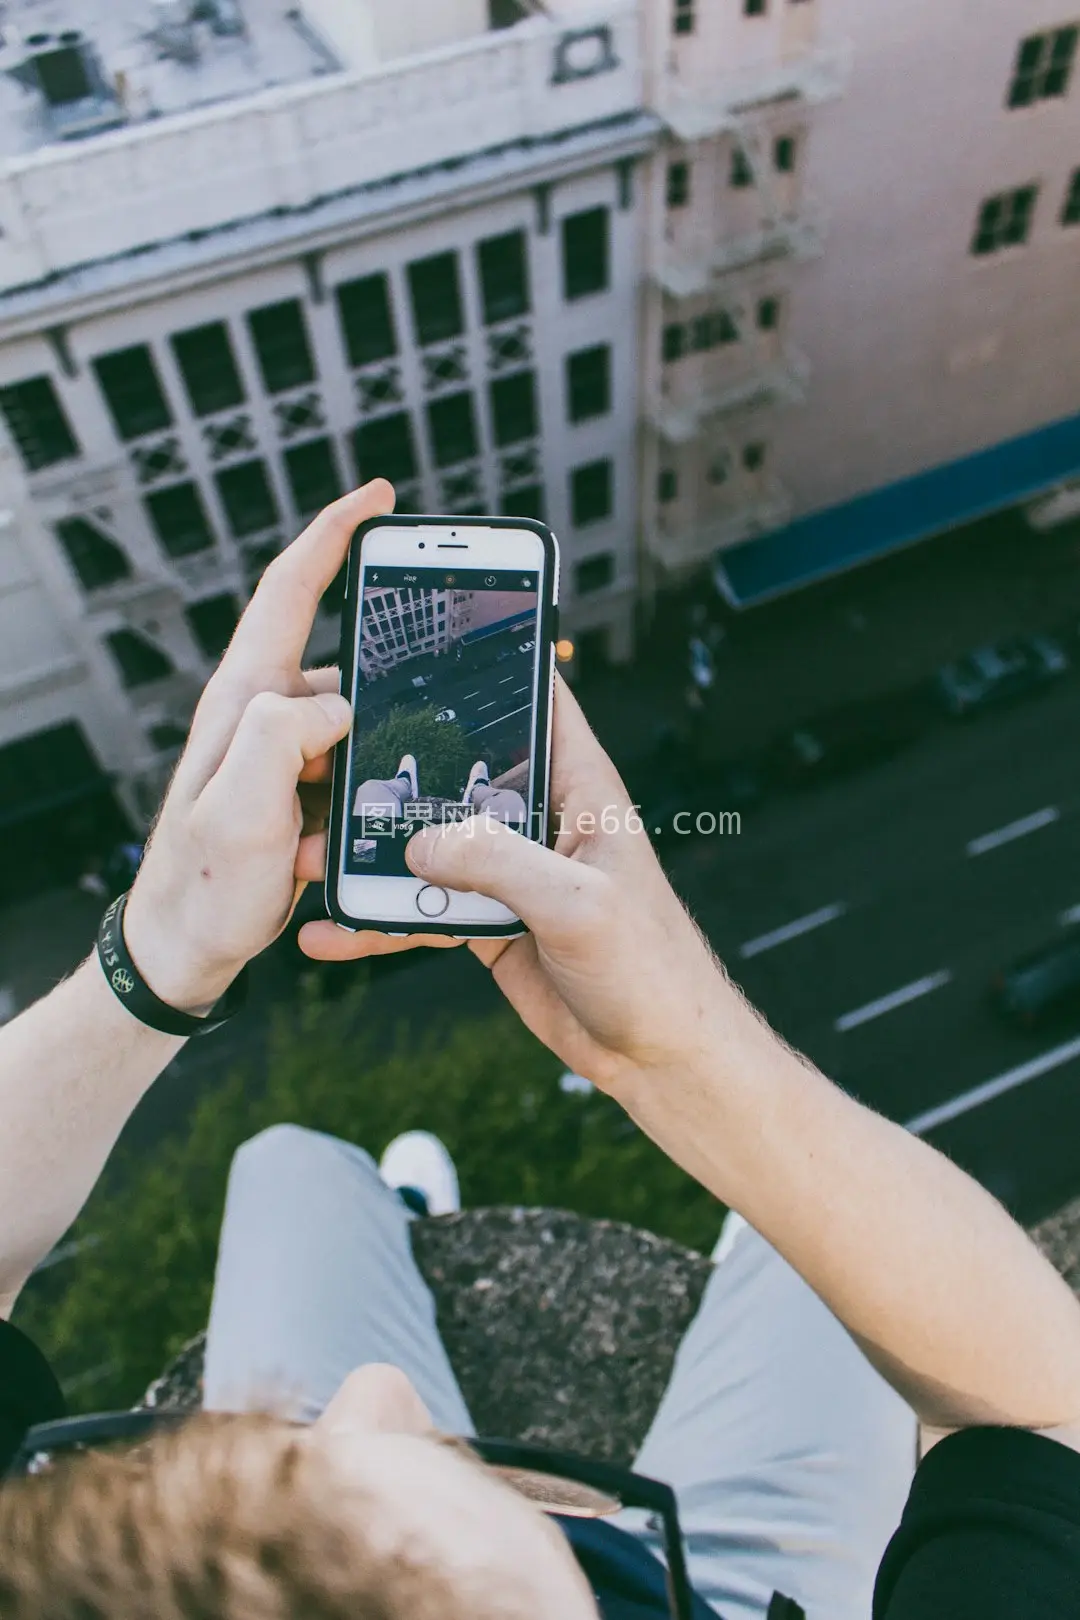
[{"x1": 0, "y1": 1415, "x2": 488, "y2": 1620}]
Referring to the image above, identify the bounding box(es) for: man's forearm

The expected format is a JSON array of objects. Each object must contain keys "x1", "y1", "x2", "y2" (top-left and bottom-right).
[
  {"x1": 622, "y1": 984, "x2": 1080, "y2": 1432},
  {"x1": 0, "y1": 958, "x2": 182, "y2": 1316}
]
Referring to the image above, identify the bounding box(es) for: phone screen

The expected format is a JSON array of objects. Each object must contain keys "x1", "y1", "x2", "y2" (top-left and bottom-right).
[{"x1": 344, "y1": 564, "x2": 541, "y2": 878}]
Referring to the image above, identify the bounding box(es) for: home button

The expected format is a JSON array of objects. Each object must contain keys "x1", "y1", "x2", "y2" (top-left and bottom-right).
[{"x1": 415, "y1": 885, "x2": 451, "y2": 919}]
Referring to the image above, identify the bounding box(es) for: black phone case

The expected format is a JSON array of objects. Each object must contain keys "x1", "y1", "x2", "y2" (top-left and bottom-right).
[{"x1": 324, "y1": 513, "x2": 560, "y2": 939}]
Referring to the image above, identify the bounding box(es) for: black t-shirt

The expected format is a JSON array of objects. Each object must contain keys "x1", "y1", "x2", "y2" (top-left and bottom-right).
[{"x1": 4, "y1": 1321, "x2": 1080, "y2": 1617}]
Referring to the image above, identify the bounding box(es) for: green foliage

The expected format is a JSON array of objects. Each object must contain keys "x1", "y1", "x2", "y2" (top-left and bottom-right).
[
  {"x1": 352, "y1": 706, "x2": 473, "y2": 801},
  {"x1": 15, "y1": 983, "x2": 724, "y2": 1411}
]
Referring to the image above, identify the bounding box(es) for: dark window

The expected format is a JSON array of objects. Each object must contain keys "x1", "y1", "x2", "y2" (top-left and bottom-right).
[
  {"x1": 353, "y1": 412, "x2": 418, "y2": 485},
  {"x1": 663, "y1": 322, "x2": 686, "y2": 363},
  {"x1": 490, "y1": 370, "x2": 538, "y2": 447},
  {"x1": 145, "y1": 482, "x2": 215, "y2": 558},
  {"x1": 55, "y1": 517, "x2": 130, "y2": 591},
  {"x1": 0, "y1": 376, "x2": 79, "y2": 471},
  {"x1": 336, "y1": 273, "x2": 398, "y2": 368},
  {"x1": 1062, "y1": 167, "x2": 1080, "y2": 224},
  {"x1": 247, "y1": 300, "x2": 316, "y2": 395},
  {"x1": 106, "y1": 629, "x2": 175, "y2": 689},
  {"x1": 284, "y1": 437, "x2": 343, "y2": 518},
  {"x1": 186, "y1": 593, "x2": 241, "y2": 660},
  {"x1": 658, "y1": 469, "x2": 678, "y2": 503},
  {"x1": 214, "y1": 458, "x2": 280, "y2": 538},
  {"x1": 477, "y1": 231, "x2": 530, "y2": 324},
  {"x1": 774, "y1": 134, "x2": 797, "y2": 173},
  {"x1": 501, "y1": 484, "x2": 546, "y2": 522},
  {"x1": 717, "y1": 309, "x2": 740, "y2": 344},
  {"x1": 744, "y1": 0, "x2": 767, "y2": 14},
  {"x1": 408, "y1": 252, "x2": 464, "y2": 347},
  {"x1": 571, "y1": 459, "x2": 613, "y2": 526},
  {"x1": 709, "y1": 453, "x2": 730, "y2": 485},
  {"x1": 971, "y1": 185, "x2": 1039, "y2": 254},
  {"x1": 667, "y1": 161, "x2": 691, "y2": 208},
  {"x1": 150, "y1": 721, "x2": 189, "y2": 754},
  {"x1": 489, "y1": 0, "x2": 529, "y2": 27},
  {"x1": 1008, "y1": 27, "x2": 1078, "y2": 108},
  {"x1": 690, "y1": 315, "x2": 712, "y2": 351},
  {"x1": 742, "y1": 442, "x2": 767, "y2": 471},
  {"x1": 35, "y1": 43, "x2": 92, "y2": 106},
  {"x1": 92, "y1": 346, "x2": 172, "y2": 441},
  {"x1": 673, "y1": 0, "x2": 694, "y2": 35},
  {"x1": 562, "y1": 207, "x2": 610, "y2": 300},
  {"x1": 731, "y1": 148, "x2": 754, "y2": 188},
  {"x1": 757, "y1": 296, "x2": 781, "y2": 330},
  {"x1": 171, "y1": 322, "x2": 245, "y2": 417},
  {"x1": 567, "y1": 344, "x2": 611, "y2": 422},
  {"x1": 427, "y1": 391, "x2": 479, "y2": 467},
  {"x1": 575, "y1": 552, "x2": 615, "y2": 593}
]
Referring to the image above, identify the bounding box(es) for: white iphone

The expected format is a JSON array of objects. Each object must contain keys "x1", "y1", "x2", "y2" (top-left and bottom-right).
[{"x1": 325, "y1": 514, "x2": 560, "y2": 938}]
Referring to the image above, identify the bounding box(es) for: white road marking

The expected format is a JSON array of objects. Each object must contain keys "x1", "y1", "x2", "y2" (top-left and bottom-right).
[
  {"x1": 1060, "y1": 903, "x2": 1080, "y2": 927},
  {"x1": 464, "y1": 690, "x2": 480, "y2": 699},
  {"x1": 906, "y1": 1033, "x2": 1080, "y2": 1135},
  {"x1": 471, "y1": 702, "x2": 531, "y2": 735},
  {"x1": 835, "y1": 970, "x2": 952, "y2": 1033},
  {"x1": 477, "y1": 701, "x2": 497, "y2": 712},
  {"x1": 739, "y1": 903, "x2": 846, "y2": 960},
  {"x1": 513, "y1": 685, "x2": 529, "y2": 696},
  {"x1": 966, "y1": 805, "x2": 1059, "y2": 858}
]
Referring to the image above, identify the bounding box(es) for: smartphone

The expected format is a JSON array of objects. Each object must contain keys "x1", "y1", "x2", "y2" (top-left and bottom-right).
[{"x1": 325, "y1": 514, "x2": 560, "y2": 938}]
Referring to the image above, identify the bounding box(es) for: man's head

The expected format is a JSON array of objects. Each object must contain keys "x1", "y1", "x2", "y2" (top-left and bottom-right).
[{"x1": 0, "y1": 1401, "x2": 600, "y2": 1619}]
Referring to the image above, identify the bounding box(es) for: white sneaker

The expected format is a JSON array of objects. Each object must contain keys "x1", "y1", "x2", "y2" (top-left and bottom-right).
[
  {"x1": 395, "y1": 754, "x2": 419, "y2": 801},
  {"x1": 463, "y1": 760, "x2": 490, "y2": 805},
  {"x1": 379, "y1": 1131, "x2": 461, "y2": 1217}
]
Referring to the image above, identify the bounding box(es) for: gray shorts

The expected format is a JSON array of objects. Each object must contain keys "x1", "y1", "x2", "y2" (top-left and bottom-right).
[{"x1": 204, "y1": 1126, "x2": 917, "y2": 1620}]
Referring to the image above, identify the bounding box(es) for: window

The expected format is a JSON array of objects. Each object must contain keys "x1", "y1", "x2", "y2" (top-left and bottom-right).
[
  {"x1": 0, "y1": 376, "x2": 79, "y2": 471},
  {"x1": 1007, "y1": 27, "x2": 1078, "y2": 108},
  {"x1": 427, "y1": 391, "x2": 479, "y2": 467},
  {"x1": 92, "y1": 345, "x2": 172, "y2": 441},
  {"x1": 247, "y1": 300, "x2": 316, "y2": 395},
  {"x1": 408, "y1": 252, "x2": 464, "y2": 347},
  {"x1": 742, "y1": 442, "x2": 767, "y2": 471},
  {"x1": 186, "y1": 593, "x2": 241, "y2": 660},
  {"x1": 171, "y1": 322, "x2": 245, "y2": 418},
  {"x1": 477, "y1": 231, "x2": 530, "y2": 324},
  {"x1": 353, "y1": 412, "x2": 418, "y2": 485},
  {"x1": 657, "y1": 469, "x2": 678, "y2": 503},
  {"x1": 145, "y1": 482, "x2": 215, "y2": 558},
  {"x1": 562, "y1": 207, "x2": 610, "y2": 301},
  {"x1": 490, "y1": 370, "x2": 538, "y2": 447},
  {"x1": 774, "y1": 135, "x2": 797, "y2": 173},
  {"x1": 571, "y1": 459, "x2": 613, "y2": 526},
  {"x1": 55, "y1": 517, "x2": 130, "y2": 592},
  {"x1": 662, "y1": 322, "x2": 686, "y2": 363},
  {"x1": 214, "y1": 458, "x2": 280, "y2": 538},
  {"x1": 336, "y1": 273, "x2": 398, "y2": 368},
  {"x1": 284, "y1": 437, "x2": 343, "y2": 518},
  {"x1": 971, "y1": 185, "x2": 1039, "y2": 254},
  {"x1": 1063, "y1": 167, "x2": 1080, "y2": 224},
  {"x1": 501, "y1": 484, "x2": 546, "y2": 522},
  {"x1": 490, "y1": 0, "x2": 530, "y2": 26},
  {"x1": 709, "y1": 454, "x2": 730, "y2": 485},
  {"x1": 757, "y1": 296, "x2": 781, "y2": 330},
  {"x1": 106, "y1": 629, "x2": 174, "y2": 689},
  {"x1": 673, "y1": 0, "x2": 694, "y2": 35},
  {"x1": 575, "y1": 553, "x2": 615, "y2": 593},
  {"x1": 566, "y1": 344, "x2": 611, "y2": 422},
  {"x1": 667, "y1": 161, "x2": 691, "y2": 208},
  {"x1": 744, "y1": 0, "x2": 767, "y2": 14},
  {"x1": 689, "y1": 310, "x2": 740, "y2": 351},
  {"x1": 731, "y1": 148, "x2": 754, "y2": 188}
]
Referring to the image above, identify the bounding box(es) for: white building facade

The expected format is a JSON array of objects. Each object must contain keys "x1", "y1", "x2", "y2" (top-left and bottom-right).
[{"x1": 0, "y1": 0, "x2": 653, "y2": 879}]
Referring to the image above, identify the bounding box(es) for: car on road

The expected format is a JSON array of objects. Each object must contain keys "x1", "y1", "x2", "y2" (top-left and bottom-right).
[
  {"x1": 411, "y1": 675, "x2": 430, "y2": 689},
  {"x1": 519, "y1": 639, "x2": 535, "y2": 654},
  {"x1": 763, "y1": 692, "x2": 931, "y2": 790},
  {"x1": 992, "y1": 929, "x2": 1080, "y2": 1027},
  {"x1": 936, "y1": 634, "x2": 1069, "y2": 718},
  {"x1": 434, "y1": 708, "x2": 457, "y2": 724}
]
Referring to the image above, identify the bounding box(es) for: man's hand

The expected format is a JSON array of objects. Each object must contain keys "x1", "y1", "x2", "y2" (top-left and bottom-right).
[
  {"x1": 121, "y1": 479, "x2": 396, "y2": 1013},
  {"x1": 298, "y1": 676, "x2": 732, "y2": 1100}
]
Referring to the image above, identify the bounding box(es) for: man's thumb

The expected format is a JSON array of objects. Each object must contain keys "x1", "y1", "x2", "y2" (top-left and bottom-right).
[{"x1": 406, "y1": 815, "x2": 586, "y2": 933}]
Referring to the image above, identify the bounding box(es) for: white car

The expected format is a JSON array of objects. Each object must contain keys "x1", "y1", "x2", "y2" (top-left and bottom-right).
[
  {"x1": 434, "y1": 707, "x2": 457, "y2": 723},
  {"x1": 519, "y1": 639, "x2": 535, "y2": 654}
]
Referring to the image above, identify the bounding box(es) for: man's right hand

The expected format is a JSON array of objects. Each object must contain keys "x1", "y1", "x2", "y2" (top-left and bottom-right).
[{"x1": 300, "y1": 677, "x2": 743, "y2": 1101}]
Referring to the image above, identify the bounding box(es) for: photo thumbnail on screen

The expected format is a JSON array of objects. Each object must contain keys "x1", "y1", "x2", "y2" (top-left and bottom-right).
[{"x1": 346, "y1": 565, "x2": 541, "y2": 876}]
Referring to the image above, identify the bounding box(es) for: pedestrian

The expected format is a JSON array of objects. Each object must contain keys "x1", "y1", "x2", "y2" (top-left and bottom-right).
[{"x1": 2, "y1": 481, "x2": 1080, "y2": 1619}]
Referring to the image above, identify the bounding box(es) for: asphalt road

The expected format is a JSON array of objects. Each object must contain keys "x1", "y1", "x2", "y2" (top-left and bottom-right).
[{"x1": 663, "y1": 671, "x2": 1080, "y2": 1224}]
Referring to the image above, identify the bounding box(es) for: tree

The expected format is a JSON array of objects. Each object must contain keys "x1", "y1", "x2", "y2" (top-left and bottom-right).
[{"x1": 351, "y1": 706, "x2": 474, "y2": 801}]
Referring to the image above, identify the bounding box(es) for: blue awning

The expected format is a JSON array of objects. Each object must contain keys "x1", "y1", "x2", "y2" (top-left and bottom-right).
[{"x1": 715, "y1": 409, "x2": 1080, "y2": 608}]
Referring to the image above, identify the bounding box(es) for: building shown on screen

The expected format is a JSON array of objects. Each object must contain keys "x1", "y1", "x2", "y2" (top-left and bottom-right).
[{"x1": 0, "y1": 1, "x2": 1075, "y2": 886}]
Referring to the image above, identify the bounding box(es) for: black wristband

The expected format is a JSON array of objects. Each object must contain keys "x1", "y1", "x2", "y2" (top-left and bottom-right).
[{"x1": 96, "y1": 891, "x2": 248, "y2": 1038}]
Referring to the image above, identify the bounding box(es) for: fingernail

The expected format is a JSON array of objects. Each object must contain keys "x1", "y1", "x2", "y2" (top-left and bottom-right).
[
  {"x1": 406, "y1": 829, "x2": 433, "y2": 875},
  {"x1": 313, "y1": 693, "x2": 351, "y2": 727}
]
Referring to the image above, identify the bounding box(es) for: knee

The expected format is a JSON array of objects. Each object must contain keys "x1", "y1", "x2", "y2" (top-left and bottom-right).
[{"x1": 228, "y1": 1125, "x2": 377, "y2": 1194}]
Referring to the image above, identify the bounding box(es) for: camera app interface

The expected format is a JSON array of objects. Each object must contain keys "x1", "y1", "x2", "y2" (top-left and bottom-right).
[{"x1": 345, "y1": 565, "x2": 540, "y2": 877}]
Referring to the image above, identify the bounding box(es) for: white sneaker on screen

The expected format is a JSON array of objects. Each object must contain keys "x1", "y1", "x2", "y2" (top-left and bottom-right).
[
  {"x1": 379, "y1": 1131, "x2": 461, "y2": 1217},
  {"x1": 395, "y1": 754, "x2": 419, "y2": 801}
]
